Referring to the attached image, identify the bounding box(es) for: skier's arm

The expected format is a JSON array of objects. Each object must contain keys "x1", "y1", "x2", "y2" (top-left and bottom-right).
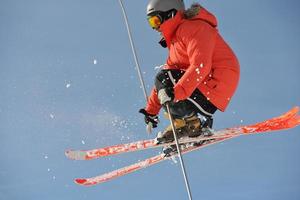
[
  {"x1": 173, "y1": 22, "x2": 217, "y2": 101},
  {"x1": 145, "y1": 87, "x2": 162, "y2": 115}
]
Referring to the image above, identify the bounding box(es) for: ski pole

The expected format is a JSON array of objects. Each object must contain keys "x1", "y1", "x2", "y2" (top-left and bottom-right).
[
  {"x1": 118, "y1": 1, "x2": 193, "y2": 199},
  {"x1": 166, "y1": 103, "x2": 193, "y2": 200}
]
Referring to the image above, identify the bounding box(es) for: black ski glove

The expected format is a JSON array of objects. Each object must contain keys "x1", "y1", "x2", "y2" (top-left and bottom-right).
[
  {"x1": 158, "y1": 87, "x2": 175, "y2": 105},
  {"x1": 139, "y1": 108, "x2": 159, "y2": 129}
]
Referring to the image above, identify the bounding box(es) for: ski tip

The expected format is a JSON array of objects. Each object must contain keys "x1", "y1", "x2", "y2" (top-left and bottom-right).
[
  {"x1": 291, "y1": 106, "x2": 299, "y2": 114},
  {"x1": 286, "y1": 106, "x2": 298, "y2": 115},
  {"x1": 287, "y1": 107, "x2": 300, "y2": 127},
  {"x1": 65, "y1": 150, "x2": 87, "y2": 160},
  {"x1": 65, "y1": 150, "x2": 74, "y2": 159},
  {"x1": 294, "y1": 116, "x2": 300, "y2": 125},
  {"x1": 75, "y1": 178, "x2": 88, "y2": 185},
  {"x1": 278, "y1": 106, "x2": 300, "y2": 120}
]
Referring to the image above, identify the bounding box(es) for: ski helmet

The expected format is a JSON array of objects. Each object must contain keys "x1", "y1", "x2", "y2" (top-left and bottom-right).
[
  {"x1": 146, "y1": 0, "x2": 185, "y2": 29},
  {"x1": 146, "y1": 0, "x2": 185, "y2": 16}
]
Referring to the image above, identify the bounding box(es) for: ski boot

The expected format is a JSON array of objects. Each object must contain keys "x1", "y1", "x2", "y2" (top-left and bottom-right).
[
  {"x1": 155, "y1": 113, "x2": 202, "y2": 144},
  {"x1": 191, "y1": 117, "x2": 214, "y2": 147},
  {"x1": 156, "y1": 113, "x2": 203, "y2": 156}
]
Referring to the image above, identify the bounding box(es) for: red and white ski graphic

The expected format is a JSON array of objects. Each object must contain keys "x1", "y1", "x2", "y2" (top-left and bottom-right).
[
  {"x1": 66, "y1": 107, "x2": 300, "y2": 161},
  {"x1": 75, "y1": 136, "x2": 230, "y2": 186},
  {"x1": 74, "y1": 107, "x2": 300, "y2": 186}
]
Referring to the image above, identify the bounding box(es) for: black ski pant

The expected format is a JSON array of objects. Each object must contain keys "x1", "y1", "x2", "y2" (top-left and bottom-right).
[{"x1": 155, "y1": 69, "x2": 217, "y2": 125}]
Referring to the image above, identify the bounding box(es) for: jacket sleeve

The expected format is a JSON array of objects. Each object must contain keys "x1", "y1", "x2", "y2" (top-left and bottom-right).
[
  {"x1": 145, "y1": 87, "x2": 162, "y2": 115},
  {"x1": 173, "y1": 22, "x2": 217, "y2": 101}
]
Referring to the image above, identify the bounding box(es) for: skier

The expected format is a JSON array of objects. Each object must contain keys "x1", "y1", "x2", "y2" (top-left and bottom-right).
[{"x1": 139, "y1": 0, "x2": 240, "y2": 146}]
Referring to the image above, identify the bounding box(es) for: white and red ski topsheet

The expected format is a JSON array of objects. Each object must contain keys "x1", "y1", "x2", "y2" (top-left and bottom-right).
[
  {"x1": 66, "y1": 107, "x2": 300, "y2": 161},
  {"x1": 72, "y1": 107, "x2": 300, "y2": 186},
  {"x1": 75, "y1": 136, "x2": 230, "y2": 186}
]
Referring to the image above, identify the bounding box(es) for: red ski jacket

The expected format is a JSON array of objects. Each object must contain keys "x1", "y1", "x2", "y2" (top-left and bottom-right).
[{"x1": 145, "y1": 7, "x2": 240, "y2": 115}]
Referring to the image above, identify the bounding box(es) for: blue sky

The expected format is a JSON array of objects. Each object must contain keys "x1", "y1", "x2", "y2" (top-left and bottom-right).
[{"x1": 0, "y1": 0, "x2": 299, "y2": 199}]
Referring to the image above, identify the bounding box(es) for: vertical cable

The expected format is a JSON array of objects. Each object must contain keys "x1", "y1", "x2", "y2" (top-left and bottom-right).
[{"x1": 118, "y1": 0, "x2": 148, "y2": 101}]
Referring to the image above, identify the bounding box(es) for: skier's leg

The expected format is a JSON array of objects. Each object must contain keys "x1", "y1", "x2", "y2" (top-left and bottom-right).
[
  {"x1": 154, "y1": 69, "x2": 219, "y2": 154},
  {"x1": 155, "y1": 69, "x2": 194, "y2": 143},
  {"x1": 154, "y1": 70, "x2": 200, "y2": 144},
  {"x1": 154, "y1": 69, "x2": 218, "y2": 142},
  {"x1": 155, "y1": 69, "x2": 195, "y2": 118}
]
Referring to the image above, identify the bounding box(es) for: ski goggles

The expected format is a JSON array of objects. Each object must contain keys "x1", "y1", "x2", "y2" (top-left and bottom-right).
[{"x1": 147, "y1": 15, "x2": 162, "y2": 30}]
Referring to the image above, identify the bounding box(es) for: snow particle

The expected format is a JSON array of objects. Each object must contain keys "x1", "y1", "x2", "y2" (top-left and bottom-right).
[
  {"x1": 81, "y1": 140, "x2": 85, "y2": 145},
  {"x1": 121, "y1": 135, "x2": 125, "y2": 141},
  {"x1": 44, "y1": 155, "x2": 48, "y2": 159},
  {"x1": 170, "y1": 156, "x2": 178, "y2": 164},
  {"x1": 66, "y1": 83, "x2": 71, "y2": 88},
  {"x1": 93, "y1": 59, "x2": 98, "y2": 65},
  {"x1": 50, "y1": 114, "x2": 55, "y2": 119}
]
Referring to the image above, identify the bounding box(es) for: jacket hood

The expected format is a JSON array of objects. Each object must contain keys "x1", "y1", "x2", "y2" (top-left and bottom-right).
[
  {"x1": 160, "y1": 4, "x2": 218, "y2": 48},
  {"x1": 184, "y1": 3, "x2": 218, "y2": 27}
]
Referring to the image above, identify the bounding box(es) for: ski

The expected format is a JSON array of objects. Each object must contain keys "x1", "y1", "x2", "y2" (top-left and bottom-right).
[
  {"x1": 66, "y1": 107, "x2": 300, "y2": 161},
  {"x1": 74, "y1": 107, "x2": 300, "y2": 186},
  {"x1": 65, "y1": 134, "x2": 230, "y2": 160},
  {"x1": 74, "y1": 136, "x2": 232, "y2": 186}
]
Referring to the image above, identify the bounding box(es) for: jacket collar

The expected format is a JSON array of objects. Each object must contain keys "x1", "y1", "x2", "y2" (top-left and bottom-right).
[
  {"x1": 159, "y1": 11, "x2": 184, "y2": 48},
  {"x1": 159, "y1": 7, "x2": 218, "y2": 48}
]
